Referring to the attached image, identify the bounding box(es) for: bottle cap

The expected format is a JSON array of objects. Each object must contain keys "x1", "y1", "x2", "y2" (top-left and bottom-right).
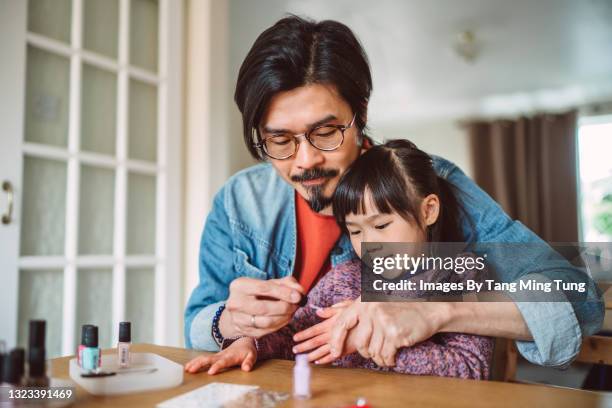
[
  {"x1": 2, "y1": 349, "x2": 22, "y2": 384},
  {"x1": 10, "y1": 348, "x2": 25, "y2": 379},
  {"x1": 29, "y1": 320, "x2": 46, "y2": 349},
  {"x1": 119, "y1": 322, "x2": 131, "y2": 343},
  {"x1": 80, "y1": 324, "x2": 94, "y2": 345},
  {"x1": 83, "y1": 325, "x2": 99, "y2": 348},
  {"x1": 28, "y1": 347, "x2": 46, "y2": 377}
]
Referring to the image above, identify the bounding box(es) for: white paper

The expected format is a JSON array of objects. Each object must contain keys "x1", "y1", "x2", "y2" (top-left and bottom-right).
[{"x1": 157, "y1": 382, "x2": 260, "y2": 408}]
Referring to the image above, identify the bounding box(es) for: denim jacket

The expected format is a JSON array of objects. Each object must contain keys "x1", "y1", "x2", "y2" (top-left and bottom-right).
[{"x1": 184, "y1": 156, "x2": 604, "y2": 368}]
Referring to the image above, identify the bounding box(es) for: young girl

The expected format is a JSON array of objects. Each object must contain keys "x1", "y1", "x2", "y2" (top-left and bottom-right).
[{"x1": 185, "y1": 139, "x2": 493, "y2": 379}]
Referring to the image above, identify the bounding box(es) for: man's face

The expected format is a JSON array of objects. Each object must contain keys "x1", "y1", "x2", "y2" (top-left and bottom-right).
[{"x1": 260, "y1": 84, "x2": 362, "y2": 214}]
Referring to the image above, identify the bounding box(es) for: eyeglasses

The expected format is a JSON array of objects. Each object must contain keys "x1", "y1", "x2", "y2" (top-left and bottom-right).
[{"x1": 254, "y1": 114, "x2": 357, "y2": 160}]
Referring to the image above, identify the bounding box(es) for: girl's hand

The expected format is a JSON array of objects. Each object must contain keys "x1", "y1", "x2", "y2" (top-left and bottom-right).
[
  {"x1": 184, "y1": 337, "x2": 257, "y2": 375},
  {"x1": 292, "y1": 300, "x2": 354, "y2": 363}
]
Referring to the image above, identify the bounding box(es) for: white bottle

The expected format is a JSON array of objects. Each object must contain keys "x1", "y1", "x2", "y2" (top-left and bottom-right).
[{"x1": 293, "y1": 354, "x2": 311, "y2": 399}]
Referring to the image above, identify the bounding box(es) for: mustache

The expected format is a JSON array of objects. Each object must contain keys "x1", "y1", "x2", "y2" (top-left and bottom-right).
[{"x1": 291, "y1": 168, "x2": 339, "y2": 183}]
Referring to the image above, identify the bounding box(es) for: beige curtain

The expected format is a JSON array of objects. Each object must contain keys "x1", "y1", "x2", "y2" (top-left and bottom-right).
[{"x1": 468, "y1": 110, "x2": 579, "y2": 242}]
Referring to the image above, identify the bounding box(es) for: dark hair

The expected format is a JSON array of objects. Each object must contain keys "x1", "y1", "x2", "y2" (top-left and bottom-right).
[
  {"x1": 234, "y1": 15, "x2": 373, "y2": 160},
  {"x1": 333, "y1": 139, "x2": 465, "y2": 242}
]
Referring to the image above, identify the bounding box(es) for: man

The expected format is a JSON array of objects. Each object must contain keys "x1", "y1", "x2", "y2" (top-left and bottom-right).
[{"x1": 185, "y1": 15, "x2": 603, "y2": 369}]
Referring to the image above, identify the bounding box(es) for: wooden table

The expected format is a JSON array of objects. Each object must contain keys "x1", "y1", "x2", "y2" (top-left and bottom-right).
[{"x1": 50, "y1": 344, "x2": 610, "y2": 408}]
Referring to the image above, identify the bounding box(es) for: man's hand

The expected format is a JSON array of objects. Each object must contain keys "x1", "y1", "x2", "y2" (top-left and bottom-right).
[
  {"x1": 292, "y1": 300, "x2": 353, "y2": 363},
  {"x1": 329, "y1": 299, "x2": 450, "y2": 367},
  {"x1": 185, "y1": 337, "x2": 257, "y2": 375},
  {"x1": 220, "y1": 276, "x2": 304, "y2": 338}
]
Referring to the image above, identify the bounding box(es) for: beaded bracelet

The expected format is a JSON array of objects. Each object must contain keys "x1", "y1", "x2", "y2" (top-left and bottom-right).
[{"x1": 211, "y1": 304, "x2": 226, "y2": 347}]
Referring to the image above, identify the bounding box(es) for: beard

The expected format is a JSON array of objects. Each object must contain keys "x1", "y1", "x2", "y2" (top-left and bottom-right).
[{"x1": 291, "y1": 167, "x2": 339, "y2": 212}]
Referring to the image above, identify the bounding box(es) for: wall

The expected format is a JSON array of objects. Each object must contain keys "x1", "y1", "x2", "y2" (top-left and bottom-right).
[{"x1": 373, "y1": 120, "x2": 473, "y2": 178}]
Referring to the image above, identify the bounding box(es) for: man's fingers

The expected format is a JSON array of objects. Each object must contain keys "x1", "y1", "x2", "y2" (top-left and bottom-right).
[
  {"x1": 233, "y1": 311, "x2": 291, "y2": 335},
  {"x1": 381, "y1": 341, "x2": 397, "y2": 367},
  {"x1": 292, "y1": 333, "x2": 329, "y2": 354},
  {"x1": 253, "y1": 281, "x2": 302, "y2": 303},
  {"x1": 368, "y1": 330, "x2": 385, "y2": 367},
  {"x1": 293, "y1": 319, "x2": 331, "y2": 342},
  {"x1": 273, "y1": 276, "x2": 305, "y2": 294},
  {"x1": 330, "y1": 309, "x2": 359, "y2": 357},
  {"x1": 246, "y1": 299, "x2": 297, "y2": 316}
]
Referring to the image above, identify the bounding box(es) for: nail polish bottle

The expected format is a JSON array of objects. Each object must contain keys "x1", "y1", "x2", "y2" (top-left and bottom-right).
[
  {"x1": 293, "y1": 354, "x2": 311, "y2": 399},
  {"x1": 81, "y1": 325, "x2": 100, "y2": 372},
  {"x1": 117, "y1": 322, "x2": 131, "y2": 368},
  {"x1": 11, "y1": 348, "x2": 25, "y2": 385},
  {"x1": 1, "y1": 349, "x2": 21, "y2": 386},
  {"x1": 78, "y1": 324, "x2": 94, "y2": 367},
  {"x1": 27, "y1": 320, "x2": 49, "y2": 387}
]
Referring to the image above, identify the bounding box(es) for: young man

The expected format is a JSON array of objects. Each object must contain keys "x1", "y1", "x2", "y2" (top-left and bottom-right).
[{"x1": 184, "y1": 16, "x2": 602, "y2": 368}]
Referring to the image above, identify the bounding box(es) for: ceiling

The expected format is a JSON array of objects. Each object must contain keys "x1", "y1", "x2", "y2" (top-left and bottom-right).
[{"x1": 230, "y1": 0, "x2": 612, "y2": 124}]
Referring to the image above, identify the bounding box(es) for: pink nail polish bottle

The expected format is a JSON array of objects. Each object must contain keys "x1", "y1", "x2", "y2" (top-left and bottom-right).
[
  {"x1": 117, "y1": 322, "x2": 131, "y2": 368},
  {"x1": 293, "y1": 354, "x2": 311, "y2": 399}
]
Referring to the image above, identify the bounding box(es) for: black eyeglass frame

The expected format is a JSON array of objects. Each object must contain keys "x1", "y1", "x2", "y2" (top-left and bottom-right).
[{"x1": 253, "y1": 113, "x2": 357, "y2": 160}]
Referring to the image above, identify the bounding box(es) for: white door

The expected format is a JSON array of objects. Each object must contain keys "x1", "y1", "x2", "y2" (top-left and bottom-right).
[{"x1": 0, "y1": 0, "x2": 183, "y2": 357}]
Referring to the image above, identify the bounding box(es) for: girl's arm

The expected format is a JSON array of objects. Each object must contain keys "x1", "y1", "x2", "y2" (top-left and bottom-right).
[
  {"x1": 255, "y1": 304, "x2": 321, "y2": 360},
  {"x1": 367, "y1": 333, "x2": 494, "y2": 379}
]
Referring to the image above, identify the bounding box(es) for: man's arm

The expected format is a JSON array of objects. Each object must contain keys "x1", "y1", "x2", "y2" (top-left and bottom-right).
[
  {"x1": 184, "y1": 188, "x2": 234, "y2": 350},
  {"x1": 184, "y1": 186, "x2": 304, "y2": 351},
  {"x1": 441, "y1": 302, "x2": 531, "y2": 339},
  {"x1": 435, "y1": 156, "x2": 604, "y2": 367}
]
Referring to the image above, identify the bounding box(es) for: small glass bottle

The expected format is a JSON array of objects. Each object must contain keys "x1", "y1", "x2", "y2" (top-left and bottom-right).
[
  {"x1": 117, "y1": 322, "x2": 131, "y2": 368},
  {"x1": 78, "y1": 324, "x2": 94, "y2": 367},
  {"x1": 293, "y1": 354, "x2": 311, "y2": 399},
  {"x1": 81, "y1": 325, "x2": 100, "y2": 372},
  {"x1": 27, "y1": 320, "x2": 49, "y2": 387}
]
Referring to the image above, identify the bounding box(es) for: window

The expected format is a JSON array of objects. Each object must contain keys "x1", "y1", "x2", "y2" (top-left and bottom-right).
[{"x1": 577, "y1": 115, "x2": 612, "y2": 242}]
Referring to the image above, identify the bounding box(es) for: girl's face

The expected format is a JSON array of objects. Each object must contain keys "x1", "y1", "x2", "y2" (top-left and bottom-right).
[{"x1": 344, "y1": 190, "x2": 440, "y2": 258}]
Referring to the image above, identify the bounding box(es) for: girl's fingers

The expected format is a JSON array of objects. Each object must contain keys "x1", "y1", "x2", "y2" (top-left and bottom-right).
[
  {"x1": 316, "y1": 300, "x2": 352, "y2": 318},
  {"x1": 185, "y1": 355, "x2": 214, "y2": 373},
  {"x1": 307, "y1": 344, "x2": 331, "y2": 363},
  {"x1": 293, "y1": 320, "x2": 329, "y2": 342},
  {"x1": 241, "y1": 350, "x2": 256, "y2": 372},
  {"x1": 293, "y1": 332, "x2": 329, "y2": 354},
  {"x1": 315, "y1": 353, "x2": 337, "y2": 365},
  {"x1": 208, "y1": 356, "x2": 233, "y2": 375}
]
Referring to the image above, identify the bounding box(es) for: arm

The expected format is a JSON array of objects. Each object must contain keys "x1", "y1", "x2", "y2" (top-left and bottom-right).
[
  {"x1": 434, "y1": 156, "x2": 604, "y2": 367},
  {"x1": 379, "y1": 333, "x2": 493, "y2": 380},
  {"x1": 184, "y1": 188, "x2": 234, "y2": 351},
  {"x1": 184, "y1": 187, "x2": 303, "y2": 351}
]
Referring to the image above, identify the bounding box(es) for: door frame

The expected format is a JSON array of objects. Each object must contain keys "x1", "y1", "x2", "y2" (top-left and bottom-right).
[
  {"x1": 0, "y1": 0, "x2": 183, "y2": 352},
  {"x1": 0, "y1": 0, "x2": 27, "y2": 349}
]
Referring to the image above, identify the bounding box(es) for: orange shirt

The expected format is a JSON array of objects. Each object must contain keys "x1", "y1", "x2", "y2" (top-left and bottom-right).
[{"x1": 294, "y1": 191, "x2": 341, "y2": 293}]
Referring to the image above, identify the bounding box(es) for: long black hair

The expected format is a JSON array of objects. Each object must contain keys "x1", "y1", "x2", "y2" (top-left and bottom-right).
[
  {"x1": 234, "y1": 15, "x2": 373, "y2": 160},
  {"x1": 333, "y1": 139, "x2": 465, "y2": 242}
]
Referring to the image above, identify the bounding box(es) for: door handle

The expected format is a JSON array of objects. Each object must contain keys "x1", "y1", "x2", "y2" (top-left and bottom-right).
[{"x1": 2, "y1": 180, "x2": 13, "y2": 225}]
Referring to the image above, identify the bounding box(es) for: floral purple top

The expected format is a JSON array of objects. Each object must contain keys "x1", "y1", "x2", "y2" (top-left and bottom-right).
[{"x1": 232, "y1": 259, "x2": 493, "y2": 380}]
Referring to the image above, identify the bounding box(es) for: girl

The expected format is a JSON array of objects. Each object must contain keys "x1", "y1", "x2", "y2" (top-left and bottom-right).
[{"x1": 185, "y1": 139, "x2": 493, "y2": 379}]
